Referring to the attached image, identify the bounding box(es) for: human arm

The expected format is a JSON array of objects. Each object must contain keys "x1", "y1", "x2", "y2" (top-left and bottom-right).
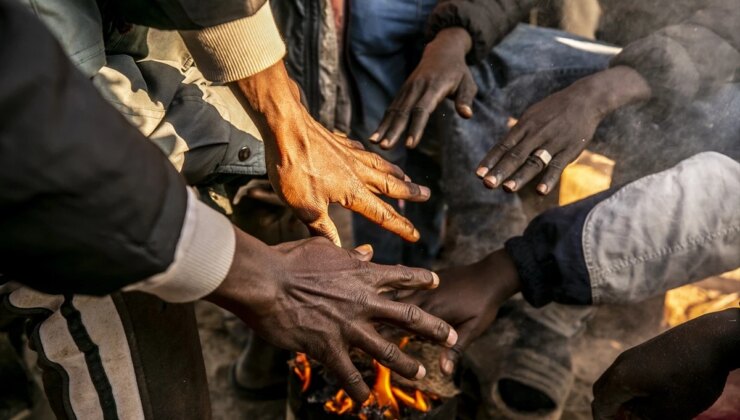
[
  {"x1": 402, "y1": 152, "x2": 740, "y2": 373},
  {"x1": 476, "y1": 65, "x2": 651, "y2": 194},
  {"x1": 592, "y1": 308, "x2": 740, "y2": 420},
  {"x1": 477, "y1": 1, "x2": 740, "y2": 194},
  {"x1": 372, "y1": 0, "x2": 539, "y2": 149},
  {"x1": 0, "y1": 4, "x2": 457, "y2": 402}
]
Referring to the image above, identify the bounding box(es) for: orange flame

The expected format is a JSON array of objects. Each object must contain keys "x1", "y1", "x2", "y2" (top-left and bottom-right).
[
  {"x1": 293, "y1": 353, "x2": 311, "y2": 393},
  {"x1": 325, "y1": 389, "x2": 355, "y2": 415},
  {"x1": 297, "y1": 338, "x2": 434, "y2": 418}
]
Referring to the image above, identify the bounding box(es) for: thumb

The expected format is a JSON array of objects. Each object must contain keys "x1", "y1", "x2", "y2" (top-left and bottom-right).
[
  {"x1": 306, "y1": 213, "x2": 342, "y2": 247},
  {"x1": 455, "y1": 73, "x2": 477, "y2": 119},
  {"x1": 439, "y1": 322, "x2": 475, "y2": 376},
  {"x1": 350, "y1": 244, "x2": 374, "y2": 261}
]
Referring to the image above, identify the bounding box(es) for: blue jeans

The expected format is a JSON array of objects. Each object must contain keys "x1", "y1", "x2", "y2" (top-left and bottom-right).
[{"x1": 348, "y1": 0, "x2": 441, "y2": 267}]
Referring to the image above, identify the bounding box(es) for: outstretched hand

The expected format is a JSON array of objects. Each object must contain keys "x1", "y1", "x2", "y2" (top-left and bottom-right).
[
  {"x1": 207, "y1": 231, "x2": 458, "y2": 403},
  {"x1": 370, "y1": 27, "x2": 476, "y2": 150},
  {"x1": 477, "y1": 66, "x2": 651, "y2": 195},
  {"x1": 238, "y1": 61, "x2": 430, "y2": 245},
  {"x1": 400, "y1": 249, "x2": 520, "y2": 375}
]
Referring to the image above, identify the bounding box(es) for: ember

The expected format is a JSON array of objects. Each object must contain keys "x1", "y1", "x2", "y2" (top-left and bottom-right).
[{"x1": 290, "y1": 337, "x2": 454, "y2": 419}]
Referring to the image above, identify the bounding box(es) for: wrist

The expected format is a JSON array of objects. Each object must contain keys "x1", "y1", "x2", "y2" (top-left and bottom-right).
[
  {"x1": 236, "y1": 60, "x2": 304, "y2": 123},
  {"x1": 577, "y1": 66, "x2": 653, "y2": 117},
  {"x1": 476, "y1": 249, "x2": 521, "y2": 306},
  {"x1": 204, "y1": 227, "x2": 280, "y2": 317},
  {"x1": 426, "y1": 27, "x2": 472, "y2": 59}
]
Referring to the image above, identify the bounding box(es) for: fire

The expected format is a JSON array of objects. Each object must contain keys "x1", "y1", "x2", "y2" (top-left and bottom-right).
[
  {"x1": 303, "y1": 337, "x2": 434, "y2": 418},
  {"x1": 323, "y1": 360, "x2": 432, "y2": 418},
  {"x1": 294, "y1": 352, "x2": 311, "y2": 393}
]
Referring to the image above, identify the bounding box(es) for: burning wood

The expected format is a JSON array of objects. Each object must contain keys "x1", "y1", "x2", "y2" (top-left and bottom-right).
[{"x1": 290, "y1": 337, "x2": 456, "y2": 419}]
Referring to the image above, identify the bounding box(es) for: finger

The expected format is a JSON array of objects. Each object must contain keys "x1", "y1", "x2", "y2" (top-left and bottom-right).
[
  {"x1": 373, "y1": 86, "x2": 423, "y2": 146},
  {"x1": 379, "y1": 110, "x2": 412, "y2": 149},
  {"x1": 354, "y1": 150, "x2": 406, "y2": 180},
  {"x1": 323, "y1": 350, "x2": 371, "y2": 402},
  {"x1": 501, "y1": 151, "x2": 548, "y2": 193},
  {"x1": 404, "y1": 85, "x2": 450, "y2": 148},
  {"x1": 305, "y1": 213, "x2": 342, "y2": 247},
  {"x1": 535, "y1": 152, "x2": 571, "y2": 195},
  {"x1": 439, "y1": 322, "x2": 476, "y2": 376},
  {"x1": 369, "y1": 299, "x2": 457, "y2": 347},
  {"x1": 348, "y1": 190, "x2": 419, "y2": 242},
  {"x1": 405, "y1": 107, "x2": 431, "y2": 149},
  {"x1": 455, "y1": 73, "x2": 477, "y2": 119},
  {"x1": 350, "y1": 244, "x2": 374, "y2": 262},
  {"x1": 351, "y1": 327, "x2": 424, "y2": 380},
  {"x1": 476, "y1": 126, "x2": 527, "y2": 185},
  {"x1": 484, "y1": 133, "x2": 545, "y2": 189},
  {"x1": 370, "y1": 263, "x2": 439, "y2": 290},
  {"x1": 362, "y1": 170, "x2": 430, "y2": 202}
]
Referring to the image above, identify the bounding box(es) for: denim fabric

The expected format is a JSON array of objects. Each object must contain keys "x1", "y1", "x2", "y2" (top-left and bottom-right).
[
  {"x1": 437, "y1": 25, "x2": 615, "y2": 212},
  {"x1": 348, "y1": 0, "x2": 441, "y2": 266}
]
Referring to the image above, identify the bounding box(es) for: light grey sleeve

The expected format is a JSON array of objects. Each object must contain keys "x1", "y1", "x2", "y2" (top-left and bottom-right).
[{"x1": 584, "y1": 152, "x2": 740, "y2": 304}]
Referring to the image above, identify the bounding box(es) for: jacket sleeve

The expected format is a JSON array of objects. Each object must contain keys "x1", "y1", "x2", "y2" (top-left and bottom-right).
[
  {"x1": 610, "y1": 0, "x2": 740, "y2": 109},
  {"x1": 113, "y1": 0, "x2": 286, "y2": 83},
  {"x1": 426, "y1": 0, "x2": 538, "y2": 63},
  {"x1": 505, "y1": 152, "x2": 740, "y2": 308},
  {"x1": 0, "y1": 0, "x2": 234, "y2": 301}
]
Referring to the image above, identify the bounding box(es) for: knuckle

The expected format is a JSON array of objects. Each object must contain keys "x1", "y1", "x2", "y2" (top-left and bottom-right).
[
  {"x1": 381, "y1": 343, "x2": 401, "y2": 363},
  {"x1": 403, "y1": 305, "x2": 422, "y2": 325},
  {"x1": 353, "y1": 292, "x2": 371, "y2": 307},
  {"x1": 345, "y1": 371, "x2": 364, "y2": 386},
  {"x1": 435, "y1": 321, "x2": 448, "y2": 340}
]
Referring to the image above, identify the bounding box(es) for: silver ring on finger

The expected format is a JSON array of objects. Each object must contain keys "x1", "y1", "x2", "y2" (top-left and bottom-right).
[{"x1": 532, "y1": 149, "x2": 552, "y2": 166}]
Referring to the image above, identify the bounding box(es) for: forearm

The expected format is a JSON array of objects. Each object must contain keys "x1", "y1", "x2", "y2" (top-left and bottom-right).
[
  {"x1": 580, "y1": 66, "x2": 652, "y2": 117},
  {"x1": 506, "y1": 152, "x2": 740, "y2": 307}
]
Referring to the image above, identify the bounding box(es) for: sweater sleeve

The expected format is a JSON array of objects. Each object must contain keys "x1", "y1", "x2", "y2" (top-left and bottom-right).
[
  {"x1": 426, "y1": 0, "x2": 538, "y2": 63},
  {"x1": 505, "y1": 152, "x2": 740, "y2": 308},
  {"x1": 610, "y1": 0, "x2": 740, "y2": 109}
]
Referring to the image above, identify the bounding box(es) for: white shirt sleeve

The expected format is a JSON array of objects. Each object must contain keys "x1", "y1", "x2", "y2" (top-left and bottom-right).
[{"x1": 125, "y1": 188, "x2": 236, "y2": 302}]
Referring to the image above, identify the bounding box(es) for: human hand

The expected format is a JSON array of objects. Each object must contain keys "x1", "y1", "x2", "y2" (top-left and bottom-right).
[
  {"x1": 370, "y1": 27, "x2": 476, "y2": 149},
  {"x1": 592, "y1": 308, "x2": 740, "y2": 420},
  {"x1": 400, "y1": 249, "x2": 520, "y2": 375},
  {"x1": 207, "y1": 230, "x2": 458, "y2": 402},
  {"x1": 238, "y1": 62, "x2": 429, "y2": 245},
  {"x1": 477, "y1": 66, "x2": 651, "y2": 195}
]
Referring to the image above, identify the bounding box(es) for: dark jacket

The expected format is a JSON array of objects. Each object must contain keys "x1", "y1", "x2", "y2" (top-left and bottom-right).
[
  {"x1": 505, "y1": 152, "x2": 740, "y2": 308},
  {"x1": 0, "y1": 0, "x2": 264, "y2": 296},
  {"x1": 427, "y1": 0, "x2": 740, "y2": 108}
]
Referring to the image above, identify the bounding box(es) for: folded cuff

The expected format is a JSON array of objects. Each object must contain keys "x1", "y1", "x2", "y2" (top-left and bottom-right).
[
  {"x1": 180, "y1": 2, "x2": 286, "y2": 83},
  {"x1": 126, "y1": 188, "x2": 236, "y2": 302}
]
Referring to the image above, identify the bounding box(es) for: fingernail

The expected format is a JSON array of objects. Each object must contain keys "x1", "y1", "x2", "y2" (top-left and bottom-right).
[
  {"x1": 414, "y1": 364, "x2": 427, "y2": 380},
  {"x1": 412, "y1": 229, "x2": 421, "y2": 240},
  {"x1": 431, "y1": 272, "x2": 440, "y2": 288},
  {"x1": 503, "y1": 180, "x2": 516, "y2": 191},
  {"x1": 442, "y1": 359, "x2": 454, "y2": 375},
  {"x1": 446, "y1": 329, "x2": 458, "y2": 347},
  {"x1": 369, "y1": 133, "x2": 380, "y2": 142},
  {"x1": 476, "y1": 167, "x2": 488, "y2": 178},
  {"x1": 460, "y1": 105, "x2": 473, "y2": 118},
  {"x1": 419, "y1": 186, "x2": 431, "y2": 198},
  {"x1": 406, "y1": 136, "x2": 415, "y2": 147},
  {"x1": 404, "y1": 175, "x2": 412, "y2": 182},
  {"x1": 537, "y1": 184, "x2": 548, "y2": 194},
  {"x1": 381, "y1": 139, "x2": 391, "y2": 148},
  {"x1": 483, "y1": 175, "x2": 498, "y2": 188},
  {"x1": 356, "y1": 244, "x2": 373, "y2": 256}
]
